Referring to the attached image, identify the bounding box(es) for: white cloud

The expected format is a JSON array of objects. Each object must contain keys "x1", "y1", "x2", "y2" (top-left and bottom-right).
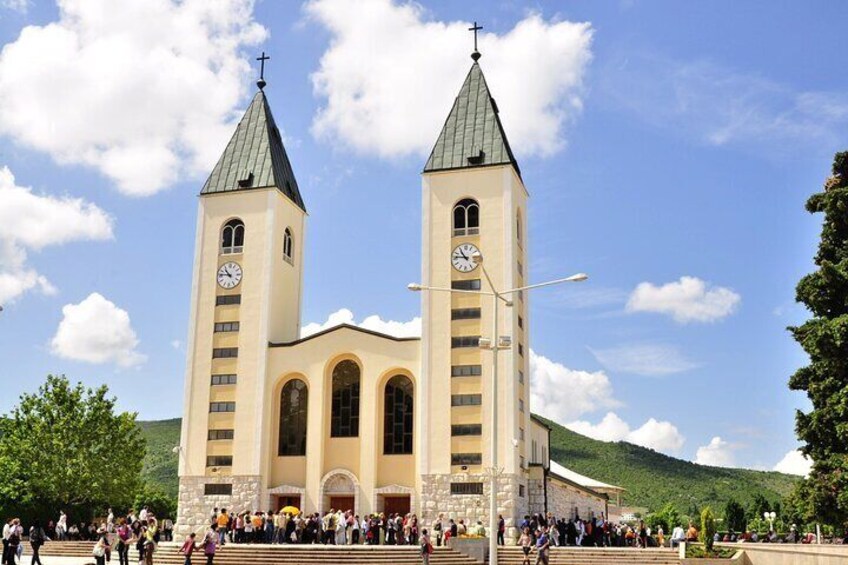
[
  {"x1": 301, "y1": 308, "x2": 421, "y2": 338},
  {"x1": 773, "y1": 449, "x2": 812, "y2": 477},
  {"x1": 0, "y1": 0, "x2": 267, "y2": 196},
  {"x1": 627, "y1": 276, "x2": 740, "y2": 323},
  {"x1": 567, "y1": 412, "x2": 685, "y2": 454},
  {"x1": 694, "y1": 436, "x2": 736, "y2": 467},
  {"x1": 604, "y1": 54, "x2": 848, "y2": 151},
  {"x1": 50, "y1": 293, "x2": 146, "y2": 368},
  {"x1": 305, "y1": 0, "x2": 593, "y2": 159},
  {"x1": 0, "y1": 166, "x2": 113, "y2": 304},
  {"x1": 589, "y1": 343, "x2": 698, "y2": 376},
  {"x1": 171, "y1": 340, "x2": 182, "y2": 350},
  {"x1": 529, "y1": 349, "x2": 620, "y2": 421}
]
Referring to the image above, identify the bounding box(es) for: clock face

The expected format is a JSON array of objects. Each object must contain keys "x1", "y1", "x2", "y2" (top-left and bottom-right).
[
  {"x1": 217, "y1": 262, "x2": 243, "y2": 289},
  {"x1": 451, "y1": 243, "x2": 480, "y2": 273}
]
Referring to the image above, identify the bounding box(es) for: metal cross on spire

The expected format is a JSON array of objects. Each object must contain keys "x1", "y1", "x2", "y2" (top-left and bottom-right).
[
  {"x1": 256, "y1": 51, "x2": 270, "y2": 90},
  {"x1": 468, "y1": 21, "x2": 483, "y2": 61}
]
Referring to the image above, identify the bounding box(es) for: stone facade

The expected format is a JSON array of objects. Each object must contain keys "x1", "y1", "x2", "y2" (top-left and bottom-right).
[
  {"x1": 546, "y1": 477, "x2": 606, "y2": 521},
  {"x1": 420, "y1": 473, "x2": 528, "y2": 542},
  {"x1": 176, "y1": 475, "x2": 261, "y2": 537}
]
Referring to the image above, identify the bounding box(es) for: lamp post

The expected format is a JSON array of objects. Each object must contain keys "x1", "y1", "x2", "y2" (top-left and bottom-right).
[
  {"x1": 764, "y1": 511, "x2": 776, "y2": 533},
  {"x1": 409, "y1": 254, "x2": 586, "y2": 565}
]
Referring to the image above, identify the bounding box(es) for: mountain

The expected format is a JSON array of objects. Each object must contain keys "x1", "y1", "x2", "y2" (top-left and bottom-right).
[
  {"x1": 139, "y1": 418, "x2": 181, "y2": 498},
  {"x1": 539, "y1": 415, "x2": 799, "y2": 515},
  {"x1": 139, "y1": 416, "x2": 799, "y2": 515}
]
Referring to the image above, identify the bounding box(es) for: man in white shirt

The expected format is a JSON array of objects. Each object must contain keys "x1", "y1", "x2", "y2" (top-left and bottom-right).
[
  {"x1": 671, "y1": 525, "x2": 686, "y2": 548},
  {"x1": 2, "y1": 518, "x2": 12, "y2": 565}
]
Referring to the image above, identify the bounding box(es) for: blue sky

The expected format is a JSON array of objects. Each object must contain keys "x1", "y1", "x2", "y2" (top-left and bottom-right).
[{"x1": 1, "y1": 0, "x2": 846, "y2": 475}]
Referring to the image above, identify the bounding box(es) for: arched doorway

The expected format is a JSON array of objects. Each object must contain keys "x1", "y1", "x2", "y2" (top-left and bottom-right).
[{"x1": 320, "y1": 469, "x2": 359, "y2": 515}]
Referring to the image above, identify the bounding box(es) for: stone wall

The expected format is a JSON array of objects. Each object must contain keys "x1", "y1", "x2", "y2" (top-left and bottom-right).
[
  {"x1": 420, "y1": 472, "x2": 527, "y2": 542},
  {"x1": 546, "y1": 477, "x2": 606, "y2": 520},
  {"x1": 176, "y1": 475, "x2": 261, "y2": 536},
  {"x1": 527, "y1": 479, "x2": 544, "y2": 515}
]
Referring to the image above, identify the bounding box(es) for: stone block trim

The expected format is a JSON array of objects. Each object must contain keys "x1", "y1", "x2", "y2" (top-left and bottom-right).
[
  {"x1": 176, "y1": 475, "x2": 261, "y2": 537},
  {"x1": 420, "y1": 472, "x2": 527, "y2": 542}
]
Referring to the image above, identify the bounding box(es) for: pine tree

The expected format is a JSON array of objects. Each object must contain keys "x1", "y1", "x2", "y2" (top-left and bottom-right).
[{"x1": 789, "y1": 150, "x2": 848, "y2": 527}]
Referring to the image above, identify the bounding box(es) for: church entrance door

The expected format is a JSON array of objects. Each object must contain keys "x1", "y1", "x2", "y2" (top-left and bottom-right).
[
  {"x1": 329, "y1": 496, "x2": 355, "y2": 512},
  {"x1": 383, "y1": 495, "x2": 410, "y2": 516},
  {"x1": 275, "y1": 495, "x2": 301, "y2": 512}
]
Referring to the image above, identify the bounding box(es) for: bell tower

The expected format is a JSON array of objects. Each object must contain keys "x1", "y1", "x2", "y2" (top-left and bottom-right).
[
  {"x1": 177, "y1": 77, "x2": 307, "y2": 534},
  {"x1": 419, "y1": 56, "x2": 530, "y2": 533}
]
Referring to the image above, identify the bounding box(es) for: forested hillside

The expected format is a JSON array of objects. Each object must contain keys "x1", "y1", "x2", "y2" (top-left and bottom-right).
[
  {"x1": 140, "y1": 416, "x2": 799, "y2": 515},
  {"x1": 540, "y1": 415, "x2": 798, "y2": 515}
]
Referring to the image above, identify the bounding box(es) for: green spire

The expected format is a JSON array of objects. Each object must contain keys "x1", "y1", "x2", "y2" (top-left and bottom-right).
[
  {"x1": 200, "y1": 91, "x2": 305, "y2": 211},
  {"x1": 424, "y1": 62, "x2": 519, "y2": 177}
]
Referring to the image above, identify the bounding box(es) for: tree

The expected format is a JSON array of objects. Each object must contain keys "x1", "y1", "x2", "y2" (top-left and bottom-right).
[
  {"x1": 789, "y1": 150, "x2": 848, "y2": 527},
  {"x1": 724, "y1": 499, "x2": 746, "y2": 532},
  {"x1": 133, "y1": 484, "x2": 176, "y2": 519},
  {"x1": 700, "y1": 507, "x2": 716, "y2": 551},
  {"x1": 0, "y1": 375, "x2": 145, "y2": 523},
  {"x1": 651, "y1": 503, "x2": 681, "y2": 534},
  {"x1": 747, "y1": 493, "x2": 771, "y2": 523}
]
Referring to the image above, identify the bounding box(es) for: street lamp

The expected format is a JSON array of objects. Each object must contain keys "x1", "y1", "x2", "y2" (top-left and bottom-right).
[
  {"x1": 409, "y1": 253, "x2": 586, "y2": 565},
  {"x1": 764, "y1": 511, "x2": 776, "y2": 532}
]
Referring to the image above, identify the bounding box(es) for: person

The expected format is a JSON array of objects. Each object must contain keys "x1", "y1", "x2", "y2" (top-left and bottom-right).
[
  {"x1": 535, "y1": 525, "x2": 550, "y2": 565},
  {"x1": 497, "y1": 514, "x2": 505, "y2": 546},
  {"x1": 163, "y1": 518, "x2": 174, "y2": 542},
  {"x1": 420, "y1": 528, "x2": 433, "y2": 565},
  {"x1": 92, "y1": 530, "x2": 109, "y2": 565},
  {"x1": 638, "y1": 520, "x2": 648, "y2": 549},
  {"x1": 203, "y1": 525, "x2": 218, "y2": 565},
  {"x1": 56, "y1": 512, "x2": 68, "y2": 542},
  {"x1": 3, "y1": 518, "x2": 12, "y2": 565},
  {"x1": 179, "y1": 533, "x2": 198, "y2": 565},
  {"x1": 144, "y1": 518, "x2": 158, "y2": 565},
  {"x1": 657, "y1": 525, "x2": 664, "y2": 548},
  {"x1": 670, "y1": 524, "x2": 685, "y2": 548},
  {"x1": 686, "y1": 522, "x2": 698, "y2": 543},
  {"x1": 116, "y1": 518, "x2": 131, "y2": 565},
  {"x1": 28, "y1": 520, "x2": 47, "y2": 565},
  {"x1": 519, "y1": 526, "x2": 533, "y2": 565},
  {"x1": 432, "y1": 514, "x2": 443, "y2": 547}
]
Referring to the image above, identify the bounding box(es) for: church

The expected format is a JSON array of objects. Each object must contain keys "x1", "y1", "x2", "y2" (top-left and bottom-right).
[{"x1": 176, "y1": 48, "x2": 615, "y2": 539}]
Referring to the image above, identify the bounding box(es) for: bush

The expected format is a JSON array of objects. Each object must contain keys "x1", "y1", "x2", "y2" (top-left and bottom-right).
[{"x1": 700, "y1": 507, "x2": 716, "y2": 551}]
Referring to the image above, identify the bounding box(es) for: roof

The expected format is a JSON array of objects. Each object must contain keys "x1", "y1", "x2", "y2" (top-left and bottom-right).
[
  {"x1": 268, "y1": 323, "x2": 421, "y2": 347},
  {"x1": 200, "y1": 90, "x2": 305, "y2": 211},
  {"x1": 549, "y1": 461, "x2": 625, "y2": 493},
  {"x1": 530, "y1": 414, "x2": 553, "y2": 431},
  {"x1": 424, "y1": 62, "x2": 520, "y2": 177}
]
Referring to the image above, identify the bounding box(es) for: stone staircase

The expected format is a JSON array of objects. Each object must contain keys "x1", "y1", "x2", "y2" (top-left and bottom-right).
[
  {"x1": 38, "y1": 541, "x2": 481, "y2": 564},
  {"x1": 498, "y1": 546, "x2": 682, "y2": 565}
]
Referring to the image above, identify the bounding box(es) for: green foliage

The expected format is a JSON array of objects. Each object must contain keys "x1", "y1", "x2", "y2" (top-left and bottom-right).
[
  {"x1": 747, "y1": 492, "x2": 773, "y2": 522},
  {"x1": 788, "y1": 150, "x2": 848, "y2": 528},
  {"x1": 536, "y1": 415, "x2": 799, "y2": 515},
  {"x1": 649, "y1": 503, "x2": 680, "y2": 534},
  {"x1": 0, "y1": 375, "x2": 146, "y2": 524},
  {"x1": 700, "y1": 507, "x2": 716, "y2": 551},
  {"x1": 133, "y1": 483, "x2": 176, "y2": 519},
  {"x1": 138, "y1": 418, "x2": 181, "y2": 498},
  {"x1": 723, "y1": 498, "x2": 745, "y2": 532}
]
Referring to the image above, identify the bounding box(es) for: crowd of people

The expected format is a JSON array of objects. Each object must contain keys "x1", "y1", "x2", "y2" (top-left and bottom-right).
[
  {"x1": 6, "y1": 504, "x2": 843, "y2": 565},
  {"x1": 2, "y1": 507, "x2": 172, "y2": 565}
]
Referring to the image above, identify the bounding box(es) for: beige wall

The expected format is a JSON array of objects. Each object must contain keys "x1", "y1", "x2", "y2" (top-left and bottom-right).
[
  {"x1": 263, "y1": 326, "x2": 421, "y2": 515},
  {"x1": 716, "y1": 543, "x2": 848, "y2": 565},
  {"x1": 420, "y1": 164, "x2": 529, "y2": 480},
  {"x1": 180, "y1": 188, "x2": 305, "y2": 481}
]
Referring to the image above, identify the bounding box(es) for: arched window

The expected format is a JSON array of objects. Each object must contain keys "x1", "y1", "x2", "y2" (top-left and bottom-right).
[
  {"x1": 453, "y1": 199, "x2": 479, "y2": 237},
  {"x1": 383, "y1": 375, "x2": 413, "y2": 454},
  {"x1": 278, "y1": 379, "x2": 308, "y2": 456},
  {"x1": 221, "y1": 219, "x2": 245, "y2": 254},
  {"x1": 283, "y1": 228, "x2": 294, "y2": 264},
  {"x1": 331, "y1": 360, "x2": 360, "y2": 437}
]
